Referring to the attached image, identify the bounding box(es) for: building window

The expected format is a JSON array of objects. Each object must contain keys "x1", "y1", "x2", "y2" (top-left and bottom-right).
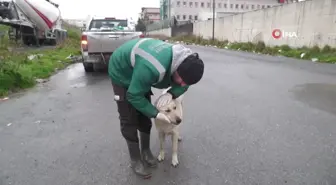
[
  {"x1": 257, "y1": 4, "x2": 260, "y2": 9},
  {"x1": 246, "y1": 5, "x2": 249, "y2": 9},
  {"x1": 207, "y1": 2, "x2": 210, "y2": 8},
  {"x1": 241, "y1": 4, "x2": 244, "y2": 9},
  {"x1": 267, "y1": 5, "x2": 271, "y2": 8},
  {"x1": 218, "y1": 3, "x2": 221, "y2": 8},
  {"x1": 195, "y1": 2, "x2": 198, "y2": 7},
  {"x1": 183, "y1": 1, "x2": 186, "y2": 6},
  {"x1": 176, "y1": 15, "x2": 180, "y2": 20},
  {"x1": 201, "y1": 2, "x2": 204, "y2": 7},
  {"x1": 235, "y1": 4, "x2": 239, "y2": 9},
  {"x1": 251, "y1": 4, "x2": 255, "y2": 9},
  {"x1": 177, "y1": 1, "x2": 180, "y2": 6},
  {"x1": 194, "y1": 15, "x2": 198, "y2": 20},
  {"x1": 224, "y1": 3, "x2": 227, "y2": 8},
  {"x1": 230, "y1": 4, "x2": 233, "y2": 8},
  {"x1": 183, "y1": 15, "x2": 186, "y2": 20},
  {"x1": 189, "y1": 2, "x2": 193, "y2": 7},
  {"x1": 189, "y1": 15, "x2": 192, "y2": 20},
  {"x1": 262, "y1": 5, "x2": 265, "y2": 9}
]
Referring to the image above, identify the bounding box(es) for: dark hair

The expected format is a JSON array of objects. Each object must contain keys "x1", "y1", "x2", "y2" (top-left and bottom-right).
[{"x1": 176, "y1": 53, "x2": 204, "y2": 85}]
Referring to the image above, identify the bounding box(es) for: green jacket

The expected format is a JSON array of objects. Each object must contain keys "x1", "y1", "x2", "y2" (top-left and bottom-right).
[{"x1": 108, "y1": 38, "x2": 193, "y2": 118}]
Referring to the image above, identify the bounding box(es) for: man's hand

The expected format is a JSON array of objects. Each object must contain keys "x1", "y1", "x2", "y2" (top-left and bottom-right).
[
  {"x1": 156, "y1": 93, "x2": 173, "y2": 108},
  {"x1": 155, "y1": 112, "x2": 171, "y2": 123}
]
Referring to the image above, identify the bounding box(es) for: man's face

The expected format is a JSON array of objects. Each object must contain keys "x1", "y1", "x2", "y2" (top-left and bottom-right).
[{"x1": 172, "y1": 72, "x2": 187, "y2": 87}]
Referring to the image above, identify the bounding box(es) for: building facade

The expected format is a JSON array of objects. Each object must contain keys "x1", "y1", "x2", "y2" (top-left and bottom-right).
[
  {"x1": 161, "y1": 0, "x2": 288, "y2": 21},
  {"x1": 140, "y1": 7, "x2": 161, "y2": 24}
]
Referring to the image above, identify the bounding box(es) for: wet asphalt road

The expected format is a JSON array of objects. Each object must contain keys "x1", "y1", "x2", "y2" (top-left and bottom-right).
[{"x1": 1, "y1": 45, "x2": 336, "y2": 185}]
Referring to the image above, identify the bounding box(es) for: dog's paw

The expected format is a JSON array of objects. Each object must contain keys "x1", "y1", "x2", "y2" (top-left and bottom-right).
[
  {"x1": 157, "y1": 151, "x2": 165, "y2": 162},
  {"x1": 171, "y1": 155, "x2": 179, "y2": 167}
]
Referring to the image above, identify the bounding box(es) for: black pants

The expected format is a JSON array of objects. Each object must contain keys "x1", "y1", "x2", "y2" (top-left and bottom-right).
[{"x1": 111, "y1": 82, "x2": 153, "y2": 143}]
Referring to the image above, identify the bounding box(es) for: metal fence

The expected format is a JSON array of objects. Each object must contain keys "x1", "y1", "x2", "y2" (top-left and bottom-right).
[
  {"x1": 171, "y1": 22, "x2": 193, "y2": 37},
  {"x1": 145, "y1": 18, "x2": 194, "y2": 38},
  {"x1": 145, "y1": 19, "x2": 195, "y2": 32},
  {"x1": 145, "y1": 19, "x2": 173, "y2": 32}
]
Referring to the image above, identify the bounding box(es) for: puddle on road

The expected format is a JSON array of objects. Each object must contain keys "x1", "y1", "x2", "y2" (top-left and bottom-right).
[
  {"x1": 0, "y1": 64, "x2": 110, "y2": 105},
  {"x1": 66, "y1": 63, "x2": 86, "y2": 81},
  {"x1": 291, "y1": 83, "x2": 336, "y2": 116},
  {"x1": 70, "y1": 82, "x2": 87, "y2": 88},
  {"x1": 51, "y1": 63, "x2": 109, "y2": 88}
]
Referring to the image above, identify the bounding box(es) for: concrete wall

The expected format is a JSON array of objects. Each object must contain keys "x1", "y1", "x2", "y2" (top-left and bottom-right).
[
  {"x1": 146, "y1": 28, "x2": 172, "y2": 38},
  {"x1": 193, "y1": 0, "x2": 336, "y2": 48}
]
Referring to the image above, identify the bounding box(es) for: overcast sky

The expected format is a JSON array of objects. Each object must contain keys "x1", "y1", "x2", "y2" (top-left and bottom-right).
[{"x1": 53, "y1": 0, "x2": 159, "y2": 20}]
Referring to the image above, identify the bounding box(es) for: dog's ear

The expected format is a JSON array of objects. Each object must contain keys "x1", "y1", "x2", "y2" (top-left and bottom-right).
[
  {"x1": 154, "y1": 95, "x2": 166, "y2": 109},
  {"x1": 154, "y1": 89, "x2": 171, "y2": 108},
  {"x1": 153, "y1": 97, "x2": 160, "y2": 108},
  {"x1": 162, "y1": 87, "x2": 171, "y2": 95}
]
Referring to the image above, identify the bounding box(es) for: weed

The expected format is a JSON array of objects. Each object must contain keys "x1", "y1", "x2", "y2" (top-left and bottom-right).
[
  {"x1": 0, "y1": 25, "x2": 81, "y2": 97},
  {"x1": 169, "y1": 35, "x2": 336, "y2": 64}
]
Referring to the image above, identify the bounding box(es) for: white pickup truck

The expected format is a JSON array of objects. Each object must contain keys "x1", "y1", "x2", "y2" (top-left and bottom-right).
[{"x1": 80, "y1": 16, "x2": 144, "y2": 72}]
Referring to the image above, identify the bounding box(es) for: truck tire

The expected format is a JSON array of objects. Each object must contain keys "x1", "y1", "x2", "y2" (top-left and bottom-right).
[
  {"x1": 83, "y1": 62, "x2": 94, "y2": 72},
  {"x1": 39, "y1": 39, "x2": 45, "y2": 45},
  {"x1": 55, "y1": 31, "x2": 60, "y2": 45},
  {"x1": 22, "y1": 36, "x2": 30, "y2": 46},
  {"x1": 50, "y1": 39, "x2": 57, "y2": 46}
]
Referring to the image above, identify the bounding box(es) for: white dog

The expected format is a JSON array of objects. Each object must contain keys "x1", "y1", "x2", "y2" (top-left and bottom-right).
[{"x1": 154, "y1": 88, "x2": 184, "y2": 167}]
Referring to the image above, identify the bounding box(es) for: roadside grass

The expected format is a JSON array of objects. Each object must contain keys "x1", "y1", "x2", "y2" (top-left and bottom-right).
[
  {"x1": 169, "y1": 35, "x2": 336, "y2": 64},
  {"x1": 0, "y1": 24, "x2": 81, "y2": 97}
]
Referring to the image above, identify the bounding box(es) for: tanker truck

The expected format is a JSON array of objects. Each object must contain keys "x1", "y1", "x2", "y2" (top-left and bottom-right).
[{"x1": 0, "y1": 0, "x2": 67, "y2": 46}]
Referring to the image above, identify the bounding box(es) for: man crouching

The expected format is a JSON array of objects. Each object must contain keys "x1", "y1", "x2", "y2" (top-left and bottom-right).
[{"x1": 108, "y1": 38, "x2": 204, "y2": 178}]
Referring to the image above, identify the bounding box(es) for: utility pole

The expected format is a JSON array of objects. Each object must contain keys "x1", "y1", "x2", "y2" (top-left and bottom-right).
[
  {"x1": 169, "y1": 0, "x2": 171, "y2": 20},
  {"x1": 212, "y1": 0, "x2": 215, "y2": 41}
]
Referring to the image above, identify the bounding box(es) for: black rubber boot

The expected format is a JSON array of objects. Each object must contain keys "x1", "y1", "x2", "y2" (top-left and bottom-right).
[
  {"x1": 140, "y1": 132, "x2": 157, "y2": 168},
  {"x1": 126, "y1": 140, "x2": 152, "y2": 178}
]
